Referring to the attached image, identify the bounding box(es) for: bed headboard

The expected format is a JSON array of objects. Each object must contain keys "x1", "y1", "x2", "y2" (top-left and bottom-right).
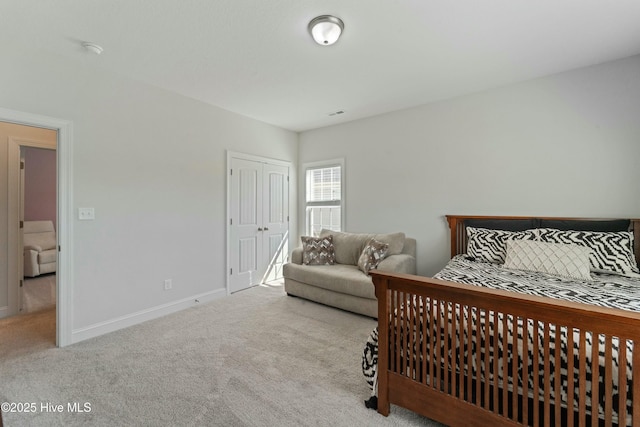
[{"x1": 446, "y1": 215, "x2": 640, "y2": 265}]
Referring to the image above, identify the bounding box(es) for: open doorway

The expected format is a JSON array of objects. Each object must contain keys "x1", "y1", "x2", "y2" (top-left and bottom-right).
[
  {"x1": 0, "y1": 107, "x2": 72, "y2": 347},
  {"x1": 21, "y1": 146, "x2": 57, "y2": 315},
  {"x1": 0, "y1": 122, "x2": 57, "y2": 348}
]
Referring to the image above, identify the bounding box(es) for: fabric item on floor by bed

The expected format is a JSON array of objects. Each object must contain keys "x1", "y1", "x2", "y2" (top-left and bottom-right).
[{"x1": 362, "y1": 255, "x2": 640, "y2": 424}]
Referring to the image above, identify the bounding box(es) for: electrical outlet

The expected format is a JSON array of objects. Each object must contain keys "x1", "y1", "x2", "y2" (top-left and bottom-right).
[{"x1": 164, "y1": 279, "x2": 172, "y2": 290}]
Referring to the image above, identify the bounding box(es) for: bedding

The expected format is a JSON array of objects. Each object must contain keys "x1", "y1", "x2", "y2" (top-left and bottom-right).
[
  {"x1": 466, "y1": 227, "x2": 537, "y2": 264},
  {"x1": 536, "y1": 228, "x2": 639, "y2": 277},
  {"x1": 363, "y1": 255, "x2": 640, "y2": 425},
  {"x1": 502, "y1": 239, "x2": 593, "y2": 281}
]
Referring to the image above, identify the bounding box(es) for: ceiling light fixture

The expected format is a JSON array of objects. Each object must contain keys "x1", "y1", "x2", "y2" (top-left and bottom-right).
[
  {"x1": 308, "y1": 15, "x2": 344, "y2": 46},
  {"x1": 82, "y1": 42, "x2": 103, "y2": 55}
]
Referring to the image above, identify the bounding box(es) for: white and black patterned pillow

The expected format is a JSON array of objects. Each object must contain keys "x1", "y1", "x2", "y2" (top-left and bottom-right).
[
  {"x1": 466, "y1": 227, "x2": 537, "y2": 264},
  {"x1": 358, "y1": 238, "x2": 389, "y2": 275},
  {"x1": 301, "y1": 235, "x2": 336, "y2": 265},
  {"x1": 537, "y1": 228, "x2": 639, "y2": 276}
]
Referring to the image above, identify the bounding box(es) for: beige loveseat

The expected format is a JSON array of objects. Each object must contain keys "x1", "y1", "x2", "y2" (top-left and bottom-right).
[
  {"x1": 283, "y1": 230, "x2": 417, "y2": 318},
  {"x1": 23, "y1": 220, "x2": 57, "y2": 277}
]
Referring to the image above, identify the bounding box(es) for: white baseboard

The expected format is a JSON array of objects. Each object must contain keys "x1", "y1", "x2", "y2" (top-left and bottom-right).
[{"x1": 70, "y1": 289, "x2": 226, "y2": 344}]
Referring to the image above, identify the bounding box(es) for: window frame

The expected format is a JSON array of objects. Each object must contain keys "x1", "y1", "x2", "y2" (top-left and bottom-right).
[{"x1": 303, "y1": 158, "x2": 345, "y2": 236}]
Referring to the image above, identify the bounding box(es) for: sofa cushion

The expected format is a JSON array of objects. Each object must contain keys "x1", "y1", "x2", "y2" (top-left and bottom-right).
[
  {"x1": 358, "y1": 238, "x2": 389, "y2": 274},
  {"x1": 282, "y1": 262, "x2": 375, "y2": 299},
  {"x1": 301, "y1": 235, "x2": 336, "y2": 265},
  {"x1": 320, "y1": 229, "x2": 371, "y2": 265},
  {"x1": 23, "y1": 233, "x2": 57, "y2": 252},
  {"x1": 24, "y1": 220, "x2": 55, "y2": 234},
  {"x1": 371, "y1": 232, "x2": 405, "y2": 256},
  {"x1": 319, "y1": 229, "x2": 406, "y2": 265}
]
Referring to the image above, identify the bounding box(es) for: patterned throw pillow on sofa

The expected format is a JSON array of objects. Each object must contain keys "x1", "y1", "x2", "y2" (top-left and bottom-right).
[
  {"x1": 358, "y1": 238, "x2": 389, "y2": 275},
  {"x1": 301, "y1": 235, "x2": 336, "y2": 265}
]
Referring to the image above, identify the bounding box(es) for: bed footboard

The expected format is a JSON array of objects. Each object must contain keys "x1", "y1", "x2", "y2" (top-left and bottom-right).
[{"x1": 370, "y1": 270, "x2": 640, "y2": 427}]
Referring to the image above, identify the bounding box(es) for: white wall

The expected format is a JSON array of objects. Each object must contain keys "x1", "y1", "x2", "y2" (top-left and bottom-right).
[
  {"x1": 0, "y1": 42, "x2": 297, "y2": 342},
  {"x1": 299, "y1": 55, "x2": 640, "y2": 276}
]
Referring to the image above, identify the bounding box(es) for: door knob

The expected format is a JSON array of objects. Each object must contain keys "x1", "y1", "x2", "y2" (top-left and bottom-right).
[
  {"x1": 257, "y1": 227, "x2": 263, "y2": 231},
  {"x1": 264, "y1": 227, "x2": 269, "y2": 231}
]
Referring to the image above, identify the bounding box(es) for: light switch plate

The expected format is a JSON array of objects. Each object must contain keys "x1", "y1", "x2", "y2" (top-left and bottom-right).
[{"x1": 78, "y1": 207, "x2": 95, "y2": 220}]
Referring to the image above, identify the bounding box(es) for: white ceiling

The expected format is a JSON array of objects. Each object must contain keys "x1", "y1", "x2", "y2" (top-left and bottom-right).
[{"x1": 4, "y1": 0, "x2": 640, "y2": 132}]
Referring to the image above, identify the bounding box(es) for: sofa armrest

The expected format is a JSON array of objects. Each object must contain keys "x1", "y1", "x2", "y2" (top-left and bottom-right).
[
  {"x1": 24, "y1": 244, "x2": 43, "y2": 252},
  {"x1": 376, "y1": 254, "x2": 416, "y2": 275},
  {"x1": 291, "y1": 247, "x2": 304, "y2": 265},
  {"x1": 24, "y1": 249, "x2": 39, "y2": 277}
]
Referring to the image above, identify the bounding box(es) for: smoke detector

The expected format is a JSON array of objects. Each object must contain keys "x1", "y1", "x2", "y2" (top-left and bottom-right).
[{"x1": 82, "y1": 42, "x2": 104, "y2": 55}]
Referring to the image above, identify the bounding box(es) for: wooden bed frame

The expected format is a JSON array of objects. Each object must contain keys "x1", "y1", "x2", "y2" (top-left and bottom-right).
[{"x1": 370, "y1": 215, "x2": 640, "y2": 427}]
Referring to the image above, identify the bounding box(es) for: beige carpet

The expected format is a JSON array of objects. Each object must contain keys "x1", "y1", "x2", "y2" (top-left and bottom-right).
[
  {"x1": 21, "y1": 274, "x2": 56, "y2": 314},
  {"x1": 0, "y1": 307, "x2": 56, "y2": 357},
  {"x1": 0, "y1": 282, "x2": 442, "y2": 426}
]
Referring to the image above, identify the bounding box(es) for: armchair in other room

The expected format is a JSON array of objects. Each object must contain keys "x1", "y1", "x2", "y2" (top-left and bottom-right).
[{"x1": 23, "y1": 220, "x2": 57, "y2": 277}]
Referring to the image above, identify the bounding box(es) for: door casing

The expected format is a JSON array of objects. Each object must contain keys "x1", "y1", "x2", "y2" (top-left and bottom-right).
[
  {"x1": 226, "y1": 151, "x2": 291, "y2": 294},
  {"x1": 0, "y1": 107, "x2": 73, "y2": 347}
]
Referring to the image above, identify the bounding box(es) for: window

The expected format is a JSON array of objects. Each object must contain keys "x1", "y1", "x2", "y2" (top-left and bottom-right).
[{"x1": 304, "y1": 160, "x2": 344, "y2": 236}]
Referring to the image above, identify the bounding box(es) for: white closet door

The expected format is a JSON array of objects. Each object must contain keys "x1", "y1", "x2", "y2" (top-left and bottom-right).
[
  {"x1": 261, "y1": 163, "x2": 289, "y2": 283},
  {"x1": 229, "y1": 158, "x2": 262, "y2": 293},
  {"x1": 228, "y1": 156, "x2": 289, "y2": 293}
]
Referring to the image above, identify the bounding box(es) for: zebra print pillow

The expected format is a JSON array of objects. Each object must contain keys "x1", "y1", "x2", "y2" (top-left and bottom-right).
[
  {"x1": 537, "y1": 228, "x2": 639, "y2": 277},
  {"x1": 466, "y1": 227, "x2": 537, "y2": 264}
]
